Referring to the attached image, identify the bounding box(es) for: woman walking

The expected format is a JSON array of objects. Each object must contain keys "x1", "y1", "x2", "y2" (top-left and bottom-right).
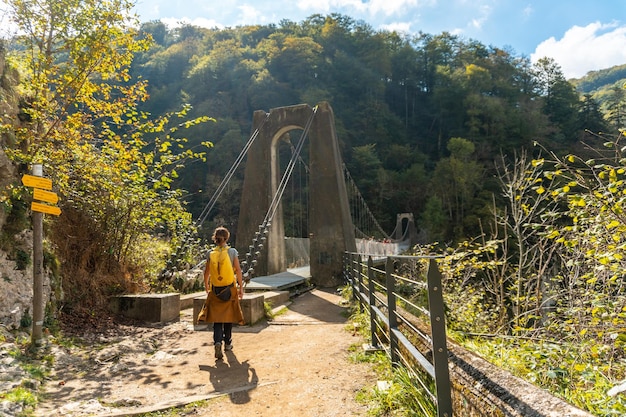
[{"x1": 203, "y1": 226, "x2": 244, "y2": 359}]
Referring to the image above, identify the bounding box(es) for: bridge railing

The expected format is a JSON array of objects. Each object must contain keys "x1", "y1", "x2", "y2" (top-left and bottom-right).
[{"x1": 343, "y1": 252, "x2": 452, "y2": 417}]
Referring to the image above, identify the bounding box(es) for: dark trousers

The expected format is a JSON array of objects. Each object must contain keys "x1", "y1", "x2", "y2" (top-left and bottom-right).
[{"x1": 213, "y1": 322, "x2": 232, "y2": 345}]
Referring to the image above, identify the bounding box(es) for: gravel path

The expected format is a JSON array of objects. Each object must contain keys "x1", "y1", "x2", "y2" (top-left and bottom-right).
[{"x1": 34, "y1": 288, "x2": 378, "y2": 417}]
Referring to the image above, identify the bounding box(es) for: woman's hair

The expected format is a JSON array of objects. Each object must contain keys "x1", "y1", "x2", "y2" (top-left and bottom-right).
[{"x1": 212, "y1": 226, "x2": 230, "y2": 244}]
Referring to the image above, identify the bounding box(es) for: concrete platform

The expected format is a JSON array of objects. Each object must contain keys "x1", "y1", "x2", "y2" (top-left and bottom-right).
[
  {"x1": 109, "y1": 293, "x2": 180, "y2": 323},
  {"x1": 245, "y1": 266, "x2": 311, "y2": 291}
]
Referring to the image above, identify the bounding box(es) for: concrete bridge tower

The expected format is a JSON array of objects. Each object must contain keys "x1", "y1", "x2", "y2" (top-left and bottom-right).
[{"x1": 237, "y1": 102, "x2": 356, "y2": 287}]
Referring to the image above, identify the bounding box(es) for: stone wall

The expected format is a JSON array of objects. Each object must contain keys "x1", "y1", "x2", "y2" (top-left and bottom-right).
[{"x1": 0, "y1": 231, "x2": 51, "y2": 329}]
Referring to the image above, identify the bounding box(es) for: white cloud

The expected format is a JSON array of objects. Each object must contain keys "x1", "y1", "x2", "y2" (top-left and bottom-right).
[
  {"x1": 368, "y1": 0, "x2": 419, "y2": 16},
  {"x1": 380, "y1": 21, "x2": 413, "y2": 34},
  {"x1": 470, "y1": 4, "x2": 492, "y2": 30},
  {"x1": 237, "y1": 4, "x2": 266, "y2": 25},
  {"x1": 161, "y1": 16, "x2": 224, "y2": 29},
  {"x1": 522, "y1": 5, "x2": 533, "y2": 19},
  {"x1": 531, "y1": 22, "x2": 626, "y2": 79},
  {"x1": 296, "y1": 0, "x2": 422, "y2": 17}
]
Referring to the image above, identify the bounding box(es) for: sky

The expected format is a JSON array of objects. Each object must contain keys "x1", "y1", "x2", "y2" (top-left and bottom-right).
[{"x1": 132, "y1": 0, "x2": 626, "y2": 80}]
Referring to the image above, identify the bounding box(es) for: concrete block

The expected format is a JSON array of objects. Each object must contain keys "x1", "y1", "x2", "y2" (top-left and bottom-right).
[
  {"x1": 109, "y1": 293, "x2": 180, "y2": 323},
  {"x1": 263, "y1": 290, "x2": 290, "y2": 307},
  {"x1": 241, "y1": 293, "x2": 265, "y2": 325}
]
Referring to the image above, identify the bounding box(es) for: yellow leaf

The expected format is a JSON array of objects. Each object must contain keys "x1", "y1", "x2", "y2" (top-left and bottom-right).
[
  {"x1": 607, "y1": 220, "x2": 620, "y2": 229},
  {"x1": 536, "y1": 186, "x2": 545, "y2": 194},
  {"x1": 547, "y1": 230, "x2": 560, "y2": 239}
]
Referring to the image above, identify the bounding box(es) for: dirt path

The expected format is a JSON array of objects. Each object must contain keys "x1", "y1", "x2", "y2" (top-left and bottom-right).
[{"x1": 35, "y1": 288, "x2": 378, "y2": 417}]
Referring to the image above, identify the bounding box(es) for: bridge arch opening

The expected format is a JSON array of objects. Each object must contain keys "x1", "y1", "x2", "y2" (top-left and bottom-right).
[{"x1": 273, "y1": 129, "x2": 310, "y2": 268}]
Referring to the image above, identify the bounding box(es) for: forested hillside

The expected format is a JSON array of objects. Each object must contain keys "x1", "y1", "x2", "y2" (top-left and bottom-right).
[
  {"x1": 131, "y1": 16, "x2": 613, "y2": 243},
  {"x1": 572, "y1": 64, "x2": 626, "y2": 129}
]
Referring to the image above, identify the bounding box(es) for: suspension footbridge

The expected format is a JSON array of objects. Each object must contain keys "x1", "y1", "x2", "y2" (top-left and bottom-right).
[{"x1": 186, "y1": 101, "x2": 416, "y2": 289}]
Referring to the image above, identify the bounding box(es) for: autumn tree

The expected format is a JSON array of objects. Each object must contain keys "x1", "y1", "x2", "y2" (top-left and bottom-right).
[{"x1": 2, "y1": 0, "x2": 211, "y2": 309}]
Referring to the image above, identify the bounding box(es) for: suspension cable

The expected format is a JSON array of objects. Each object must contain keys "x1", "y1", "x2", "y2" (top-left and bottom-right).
[
  {"x1": 344, "y1": 164, "x2": 389, "y2": 240},
  {"x1": 195, "y1": 112, "x2": 270, "y2": 229}
]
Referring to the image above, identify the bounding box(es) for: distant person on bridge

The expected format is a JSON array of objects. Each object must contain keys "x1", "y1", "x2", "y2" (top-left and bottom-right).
[{"x1": 203, "y1": 226, "x2": 244, "y2": 360}]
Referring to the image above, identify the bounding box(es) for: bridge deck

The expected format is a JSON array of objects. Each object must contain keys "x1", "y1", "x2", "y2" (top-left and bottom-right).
[{"x1": 245, "y1": 266, "x2": 310, "y2": 291}]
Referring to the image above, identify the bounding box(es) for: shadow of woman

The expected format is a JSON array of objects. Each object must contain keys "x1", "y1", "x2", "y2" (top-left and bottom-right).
[{"x1": 199, "y1": 351, "x2": 258, "y2": 404}]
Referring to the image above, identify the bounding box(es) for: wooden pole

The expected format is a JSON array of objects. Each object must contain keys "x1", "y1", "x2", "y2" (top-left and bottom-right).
[{"x1": 31, "y1": 164, "x2": 44, "y2": 345}]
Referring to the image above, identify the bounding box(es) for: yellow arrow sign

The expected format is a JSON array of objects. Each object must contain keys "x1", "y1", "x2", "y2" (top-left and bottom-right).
[
  {"x1": 22, "y1": 174, "x2": 52, "y2": 190},
  {"x1": 33, "y1": 188, "x2": 59, "y2": 204},
  {"x1": 31, "y1": 201, "x2": 61, "y2": 216}
]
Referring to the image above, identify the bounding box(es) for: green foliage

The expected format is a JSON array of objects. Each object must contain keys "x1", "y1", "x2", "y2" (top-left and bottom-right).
[
  {"x1": 15, "y1": 248, "x2": 30, "y2": 270},
  {"x1": 357, "y1": 364, "x2": 437, "y2": 417},
  {"x1": 347, "y1": 310, "x2": 371, "y2": 339},
  {"x1": 430, "y1": 137, "x2": 484, "y2": 240},
  {"x1": 2, "y1": 386, "x2": 38, "y2": 408},
  {"x1": 464, "y1": 336, "x2": 626, "y2": 416},
  {"x1": 1, "y1": 188, "x2": 30, "y2": 238},
  {"x1": 339, "y1": 283, "x2": 353, "y2": 301},
  {"x1": 434, "y1": 125, "x2": 626, "y2": 415},
  {"x1": 263, "y1": 301, "x2": 275, "y2": 319},
  {"x1": 573, "y1": 63, "x2": 626, "y2": 94},
  {"x1": 19, "y1": 310, "x2": 32, "y2": 328},
  {"x1": 421, "y1": 196, "x2": 446, "y2": 242}
]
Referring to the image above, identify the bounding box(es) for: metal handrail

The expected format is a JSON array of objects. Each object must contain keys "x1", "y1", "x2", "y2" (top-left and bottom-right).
[{"x1": 343, "y1": 252, "x2": 453, "y2": 417}]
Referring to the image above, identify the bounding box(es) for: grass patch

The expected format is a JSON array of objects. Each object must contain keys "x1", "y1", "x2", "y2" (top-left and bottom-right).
[
  {"x1": 2, "y1": 385, "x2": 38, "y2": 408},
  {"x1": 358, "y1": 366, "x2": 437, "y2": 417},
  {"x1": 348, "y1": 344, "x2": 390, "y2": 375},
  {"x1": 0, "y1": 336, "x2": 54, "y2": 417},
  {"x1": 349, "y1": 344, "x2": 437, "y2": 417},
  {"x1": 263, "y1": 301, "x2": 288, "y2": 320},
  {"x1": 263, "y1": 301, "x2": 275, "y2": 319}
]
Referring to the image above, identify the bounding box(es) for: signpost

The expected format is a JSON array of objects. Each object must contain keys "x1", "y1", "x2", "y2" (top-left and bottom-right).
[
  {"x1": 21, "y1": 174, "x2": 53, "y2": 190},
  {"x1": 22, "y1": 167, "x2": 61, "y2": 345},
  {"x1": 31, "y1": 201, "x2": 62, "y2": 216},
  {"x1": 33, "y1": 188, "x2": 59, "y2": 205}
]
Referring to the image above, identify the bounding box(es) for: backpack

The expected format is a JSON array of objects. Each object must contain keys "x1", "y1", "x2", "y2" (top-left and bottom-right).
[{"x1": 208, "y1": 246, "x2": 237, "y2": 286}]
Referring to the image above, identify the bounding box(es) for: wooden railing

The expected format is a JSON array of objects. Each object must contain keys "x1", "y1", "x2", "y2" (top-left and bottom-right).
[{"x1": 343, "y1": 252, "x2": 452, "y2": 417}]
